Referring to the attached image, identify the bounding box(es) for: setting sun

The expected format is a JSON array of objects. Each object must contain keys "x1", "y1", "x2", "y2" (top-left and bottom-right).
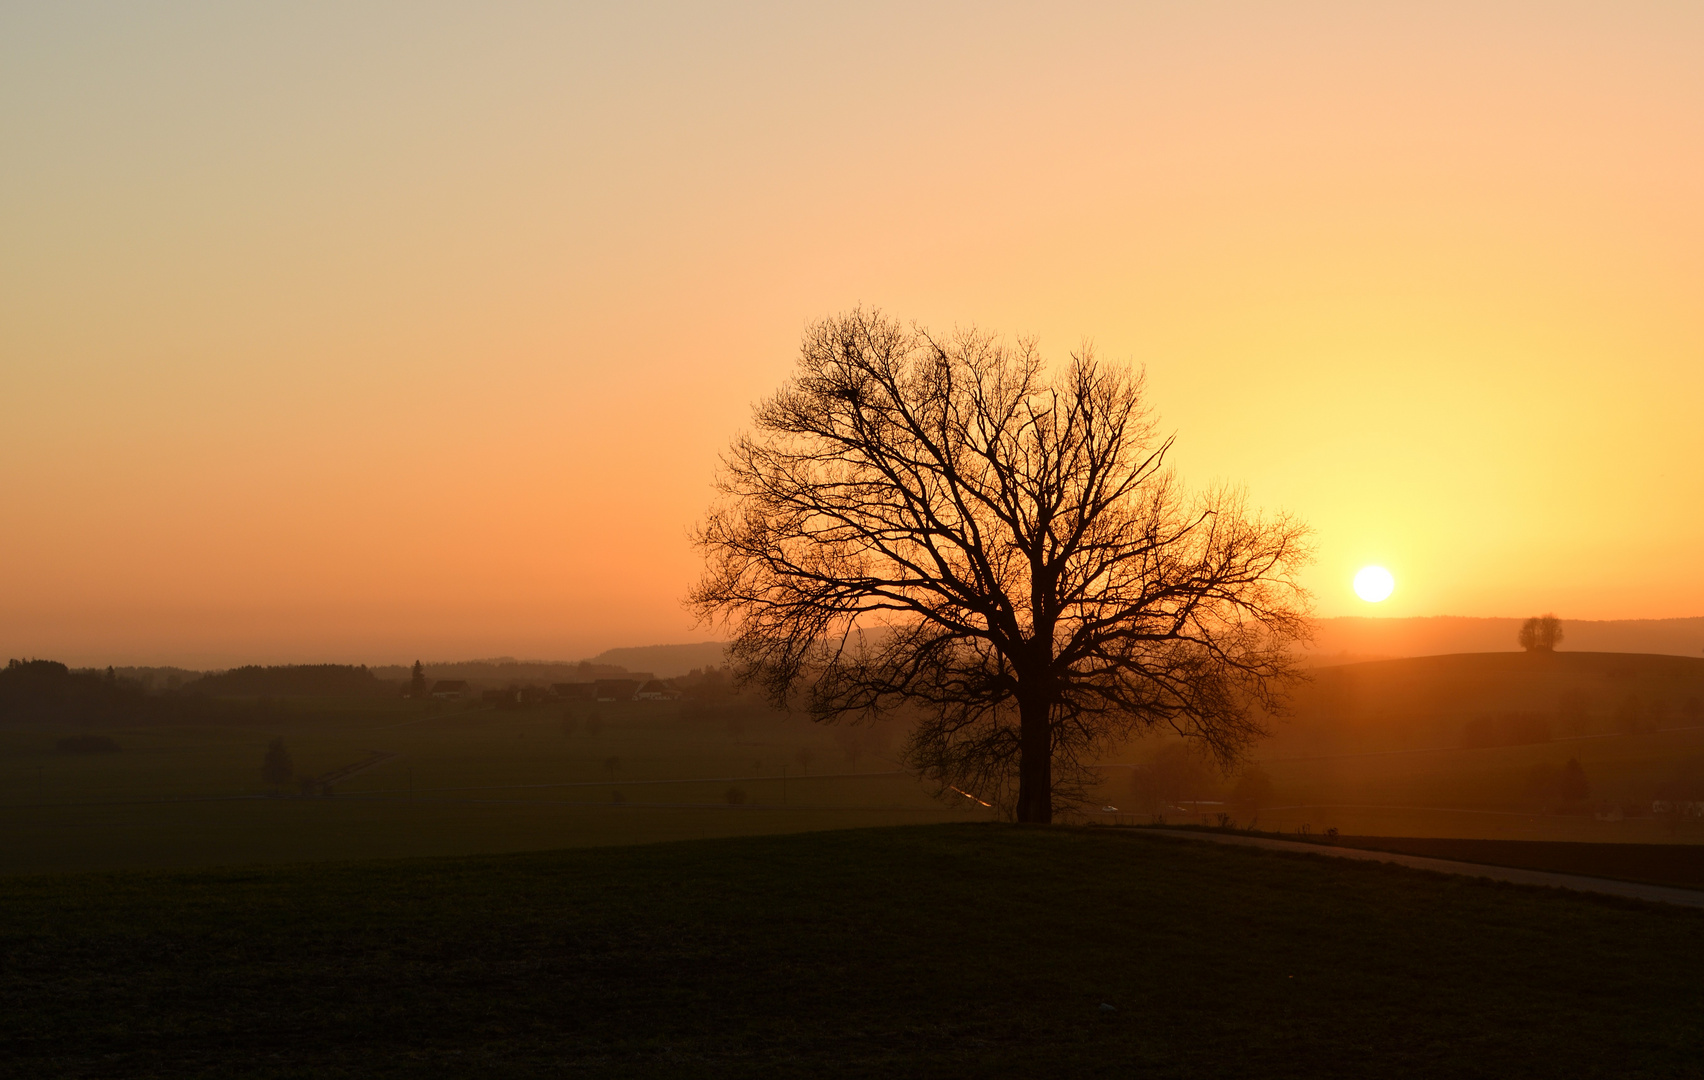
[
  {"x1": 4, "y1": 8, "x2": 1704, "y2": 1074},
  {"x1": 1354, "y1": 566, "x2": 1396, "y2": 603}
]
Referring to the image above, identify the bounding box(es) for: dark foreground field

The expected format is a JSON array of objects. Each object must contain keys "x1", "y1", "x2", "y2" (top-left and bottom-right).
[
  {"x1": 2, "y1": 824, "x2": 1700, "y2": 1079},
  {"x1": 1327, "y1": 834, "x2": 1704, "y2": 889}
]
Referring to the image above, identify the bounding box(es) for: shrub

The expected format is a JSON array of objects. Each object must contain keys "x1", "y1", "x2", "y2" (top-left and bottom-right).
[{"x1": 262, "y1": 738, "x2": 293, "y2": 786}]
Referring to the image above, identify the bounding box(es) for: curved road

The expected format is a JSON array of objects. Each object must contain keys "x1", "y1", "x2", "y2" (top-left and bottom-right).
[{"x1": 1142, "y1": 828, "x2": 1704, "y2": 909}]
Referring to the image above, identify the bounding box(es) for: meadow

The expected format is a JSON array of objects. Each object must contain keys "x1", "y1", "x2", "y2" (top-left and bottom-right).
[
  {"x1": 2, "y1": 823, "x2": 1700, "y2": 1079},
  {"x1": 1123, "y1": 651, "x2": 1704, "y2": 843},
  {"x1": 0, "y1": 696, "x2": 982, "y2": 876},
  {"x1": 6, "y1": 650, "x2": 1704, "y2": 878}
]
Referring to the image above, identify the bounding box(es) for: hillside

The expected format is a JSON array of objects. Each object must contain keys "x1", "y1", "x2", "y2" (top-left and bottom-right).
[
  {"x1": 2, "y1": 823, "x2": 1699, "y2": 1078},
  {"x1": 1114, "y1": 652, "x2": 1704, "y2": 840},
  {"x1": 1307, "y1": 616, "x2": 1704, "y2": 662},
  {"x1": 589, "y1": 641, "x2": 730, "y2": 678},
  {"x1": 1286, "y1": 651, "x2": 1704, "y2": 753}
]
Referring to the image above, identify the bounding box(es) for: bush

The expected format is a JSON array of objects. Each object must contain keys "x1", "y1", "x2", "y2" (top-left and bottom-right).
[
  {"x1": 262, "y1": 738, "x2": 294, "y2": 786},
  {"x1": 1525, "y1": 757, "x2": 1591, "y2": 805}
]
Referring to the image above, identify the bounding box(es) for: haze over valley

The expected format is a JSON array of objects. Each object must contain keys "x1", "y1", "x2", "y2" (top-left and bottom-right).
[{"x1": 5, "y1": 4, "x2": 1702, "y2": 1076}]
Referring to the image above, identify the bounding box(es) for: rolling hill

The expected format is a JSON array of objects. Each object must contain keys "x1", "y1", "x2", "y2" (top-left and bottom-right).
[
  {"x1": 1306, "y1": 616, "x2": 1704, "y2": 663},
  {"x1": 1286, "y1": 650, "x2": 1704, "y2": 754}
]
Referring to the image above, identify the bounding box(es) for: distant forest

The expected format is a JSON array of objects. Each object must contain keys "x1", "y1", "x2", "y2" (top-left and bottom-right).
[
  {"x1": 186, "y1": 664, "x2": 393, "y2": 698},
  {"x1": 366, "y1": 659, "x2": 633, "y2": 685},
  {"x1": 0, "y1": 656, "x2": 740, "y2": 726},
  {"x1": 0, "y1": 659, "x2": 254, "y2": 726}
]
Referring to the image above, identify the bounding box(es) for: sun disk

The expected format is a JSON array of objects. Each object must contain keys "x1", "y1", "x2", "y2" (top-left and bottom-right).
[{"x1": 1354, "y1": 566, "x2": 1395, "y2": 603}]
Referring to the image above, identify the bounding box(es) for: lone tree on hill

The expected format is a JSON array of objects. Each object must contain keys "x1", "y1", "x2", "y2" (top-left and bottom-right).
[
  {"x1": 1519, "y1": 614, "x2": 1564, "y2": 653},
  {"x1": 689, "y1": 310, "x2": 1312, "y2": 823}
]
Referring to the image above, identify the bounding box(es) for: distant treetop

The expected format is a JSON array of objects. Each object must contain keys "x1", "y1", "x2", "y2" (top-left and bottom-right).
[{"x1": 1519, "y1": 614, "x2": 1564, "y2": 653}]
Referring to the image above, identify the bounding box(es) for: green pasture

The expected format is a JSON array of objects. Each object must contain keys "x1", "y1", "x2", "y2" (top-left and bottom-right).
[{"x1": 0, "y1": 699, "x2": 982, "y2": 876}]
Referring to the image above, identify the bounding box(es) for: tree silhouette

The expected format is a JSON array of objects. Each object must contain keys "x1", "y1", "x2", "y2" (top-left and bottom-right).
[
  {"x1": 262, "y1": 738, "x2": 293, "y2": 788},
  {"x1": 690, "y1": 310, "x2": 1311, "y2": 823},
  {"x1": 1519, "y1": 614, "x2": 1564, "y2": 653},
  {"x1": 410, "y1": 660, "x2": 427, "y2": 699}
]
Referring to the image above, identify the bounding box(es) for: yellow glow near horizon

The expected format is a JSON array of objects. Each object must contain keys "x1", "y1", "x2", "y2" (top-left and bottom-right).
[
  {"x1": 3, "y1": 5, "x2": 1703, "y2": 665},
  {"x1": 1354, "y1": 567, "x2": 1397, "y2": 603}
]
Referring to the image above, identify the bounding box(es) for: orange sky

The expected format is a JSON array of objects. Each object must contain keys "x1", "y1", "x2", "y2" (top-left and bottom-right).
[{"x1": 4, "y1": 3, "x2": 1702, "y2": 667}]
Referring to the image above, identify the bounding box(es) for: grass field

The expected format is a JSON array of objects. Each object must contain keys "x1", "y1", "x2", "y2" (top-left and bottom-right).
[
  {"x1": 1320, "y1": 834, "x2": 1704, "y2": 889},
  {"x1": 0, "y1": 698, "x2": 983, "y2": 876},
  {"x1": 1242, "y1": 720, "x2": 1704, "y2": 841},
  {"x1": 2, "y1": 822, "x2": 1700, "y2": 1079},
  {"x1": 8, "y1": 651, "x2": 1704, "y2": 880},
  {"x1": 1121, "y1": 652, "x2": 1704, "y2": 843}
]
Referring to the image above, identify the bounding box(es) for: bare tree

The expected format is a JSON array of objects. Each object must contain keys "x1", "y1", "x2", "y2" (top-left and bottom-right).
[
  {"x1": 1519, "y1": 614, "x2": 1564, "y2": 653},
  {"x1": 690, "y1": 310, "x2": 1311, "y2": 823}
]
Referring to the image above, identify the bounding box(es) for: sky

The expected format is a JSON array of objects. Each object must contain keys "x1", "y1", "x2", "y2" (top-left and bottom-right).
[{"x1": 3, "y1": 2, "x2": 1702, "y2": 667}]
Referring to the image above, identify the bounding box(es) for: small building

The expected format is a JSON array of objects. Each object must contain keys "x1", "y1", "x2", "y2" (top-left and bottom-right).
[
  {"x1": 553, "y1": 682, "x2": 597, "y2": 702},
  {"x1": 430, "y1": 679, "x2": 469, "y2": 701},
  {"x1": 635, "y1": 679, "x2": 682, "y2": 701}
]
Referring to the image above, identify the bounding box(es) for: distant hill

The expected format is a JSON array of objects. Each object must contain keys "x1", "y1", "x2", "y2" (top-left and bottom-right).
[
  {"x1": 364, "y1": 646, "x2": 727, "y2": 687},
  {"x1": 1307, "y1": 616, "x2": 1704, "y2": 661},
  {"x1": 368, "y1": 659, "x2": 634, "y2": 686},
  {"x1": 1283, "y1": 650, "x2": 1704, "y2": 754},
  {"x1": 587, "y1": 642, "x2": 729, "y2": 679}
]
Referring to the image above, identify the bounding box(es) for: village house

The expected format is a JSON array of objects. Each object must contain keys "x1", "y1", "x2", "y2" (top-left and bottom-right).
[
  {"x1": 635, "y1": 679, "x2": 682, "y2": 701},
  {"x1": 429, "y1": 679, "x2": 469, "y2": 701},
  {"x1": 553, "y1": 682, "x2": 597, "y2": 702}
]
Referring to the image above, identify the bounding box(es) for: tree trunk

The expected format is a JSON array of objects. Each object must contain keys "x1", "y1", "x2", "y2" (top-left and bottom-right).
[{"x1": 1014, "y1": 694, "x2": 1053, "y2": 824}]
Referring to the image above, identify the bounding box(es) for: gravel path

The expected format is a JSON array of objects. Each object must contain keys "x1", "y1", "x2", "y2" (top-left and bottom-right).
[{"x1": 1143, "y1": 828, "x2": 1704, "y2": 909}]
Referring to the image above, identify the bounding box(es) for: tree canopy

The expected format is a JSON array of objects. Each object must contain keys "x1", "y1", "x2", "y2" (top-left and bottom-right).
[
  {"x1": 1519, "y1": 615, "x2": 1564, "y2": 653},
  {"x1": 690, "y1": 310, "x2": 1311, "y2": 822}
]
